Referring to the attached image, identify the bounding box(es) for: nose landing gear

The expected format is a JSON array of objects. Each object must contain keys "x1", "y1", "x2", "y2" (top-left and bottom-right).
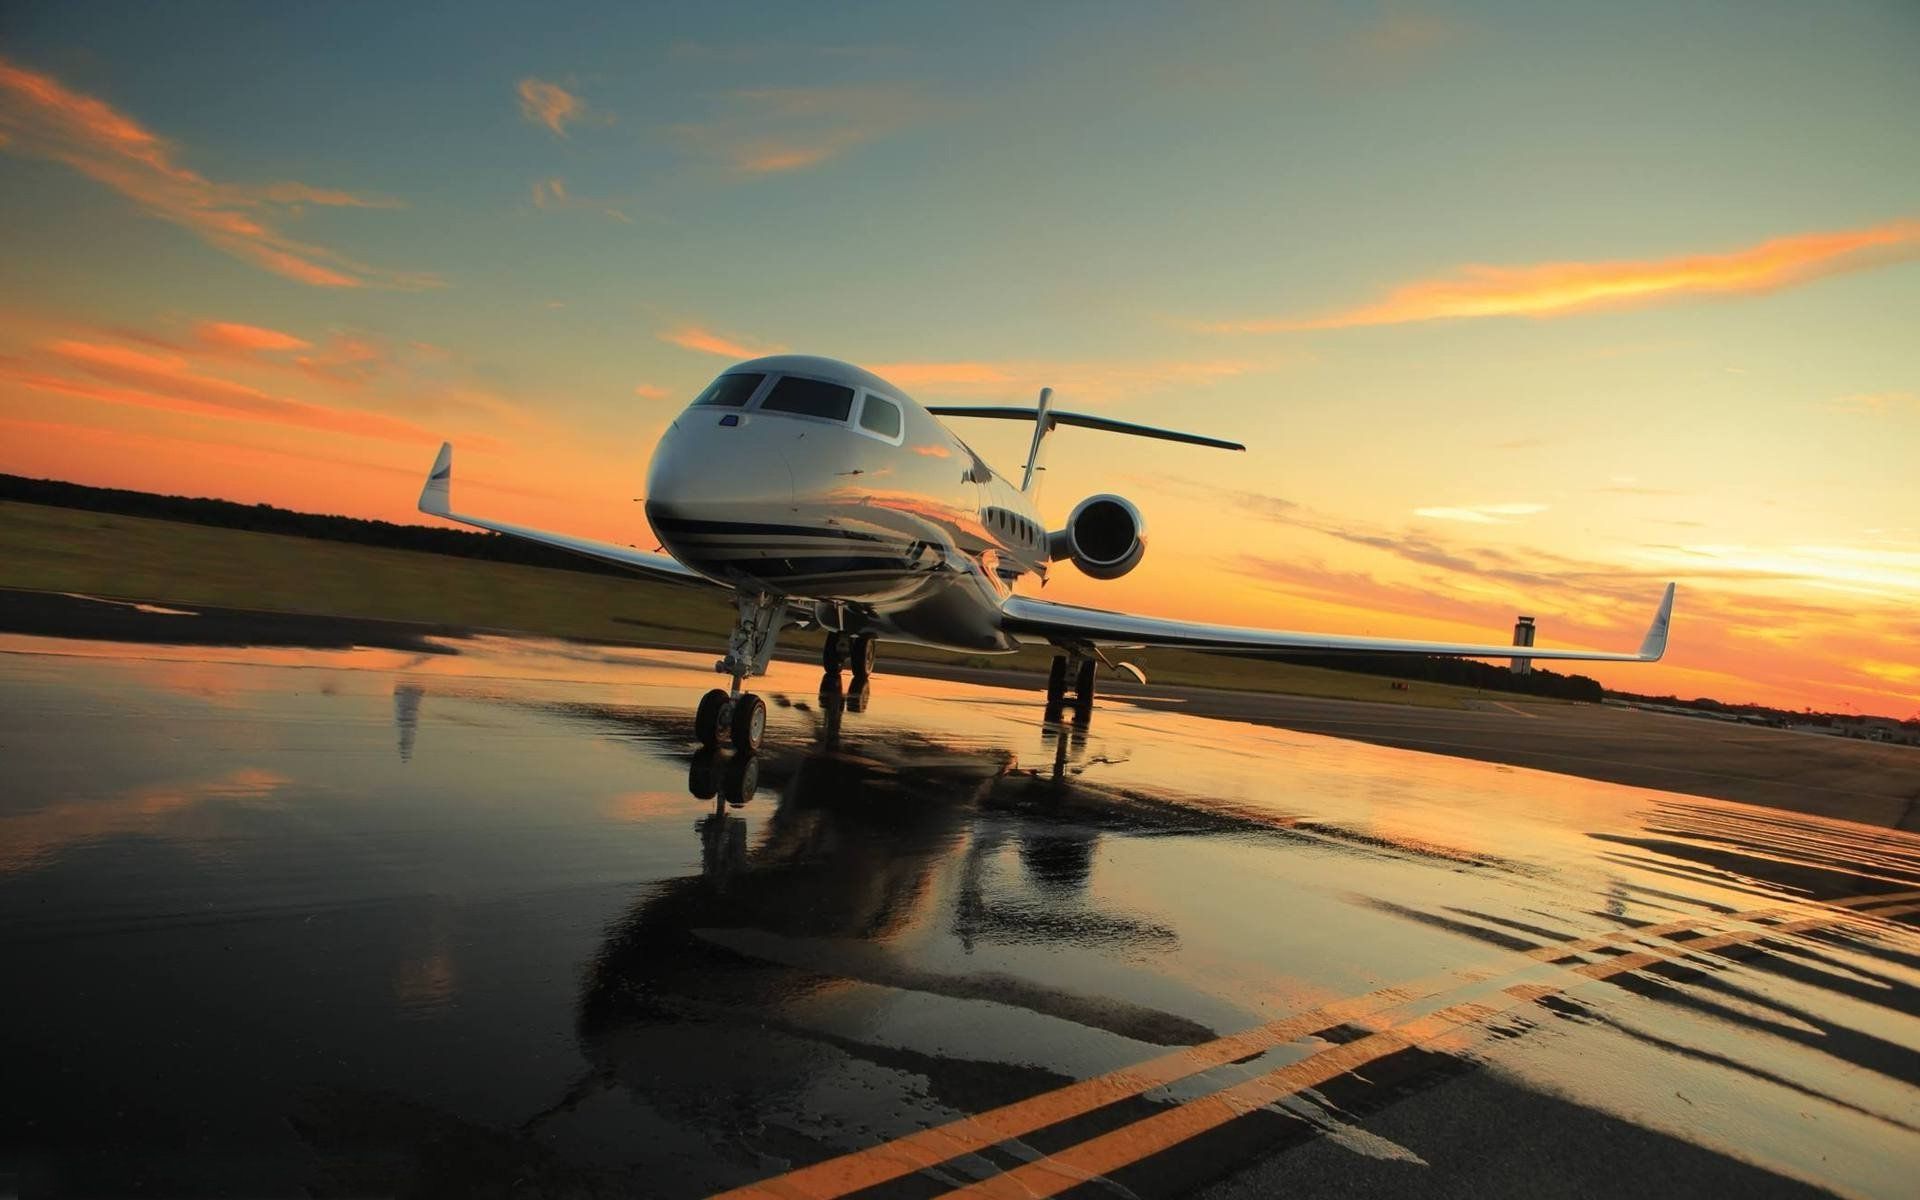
[{"x1": 695, "y1": 592, "x2": 783, "y2": 752}]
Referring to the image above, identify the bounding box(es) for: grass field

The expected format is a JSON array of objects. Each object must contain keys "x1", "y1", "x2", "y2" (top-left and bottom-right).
[{"x1": 0, "y1": 499, "x2": 1535, "y2": 710}]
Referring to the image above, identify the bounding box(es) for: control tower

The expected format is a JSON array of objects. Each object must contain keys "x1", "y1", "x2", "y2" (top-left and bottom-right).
[{"x1": 1511, "y1": 615, "x2": 1536, "y2": 676}]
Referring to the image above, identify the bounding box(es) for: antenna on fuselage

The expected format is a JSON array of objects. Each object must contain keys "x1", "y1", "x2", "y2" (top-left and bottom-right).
[{"x1": 1020, "y1": 387, "x2": 1054, "y2": 494}]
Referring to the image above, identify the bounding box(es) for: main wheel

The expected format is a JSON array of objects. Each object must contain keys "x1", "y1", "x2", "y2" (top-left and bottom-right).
[
  {"x1": 850, "y1": 634, "x2": 877, "y2": 678},
  {"x1": 1046, "y1": 656, "x2": 1068, "y2": 706},
  {"x1": 821, "y1": 633, "x2": 846, "y2": 674},
  {"x1": 687, "y1": 747, "x2": 723, "y2": 799},
  {"x1": 730, "y1": 692, "x2": 767, "y2": 753},
  {"x1": 1072, "y1": 659, "x2": 1096, "y2": 723},
  {"x1": 694, "y1": 688, "x2": 729, "y2": 747}
]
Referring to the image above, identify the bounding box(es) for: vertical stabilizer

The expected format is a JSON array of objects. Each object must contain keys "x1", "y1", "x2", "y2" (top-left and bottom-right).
[{"x1": 1020, "y1": 387, "x2": 1054, "y2": 494}]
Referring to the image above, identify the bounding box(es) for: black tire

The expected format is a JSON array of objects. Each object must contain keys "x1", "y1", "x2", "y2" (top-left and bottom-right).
[
  {"x1": 687, "y1": 747, "x2": 722, "y2": 799},
  {"x1": 821, "y1": 633, "x2": 845, "y2": 673},
  {"x1": 722, "y1": 754, "x2": 760, "y2": 807},
  {"x1": 694, "y1": 688, "x2": 729, "y2": 747},
  {"x1": 730, "y1": 692, "x2": 767, "y2": 753},
  {"x1": 851, "y1": 634, "x2": 877, "y2": 678},
  {"x1": 1073, "y1": 659, "x2": 1096, "y2": 723},
  {"x1": 1046, "y1": 656, "x2": 1067, "y2": 706},
  {"x1": 846, "y1": 677, "x2": 871, "y2": 713}
]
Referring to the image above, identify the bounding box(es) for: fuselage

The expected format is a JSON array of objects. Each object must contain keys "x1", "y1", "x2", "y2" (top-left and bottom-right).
[{"x1": 644, "y1": 355, "x2": 1042, "y2": 652}]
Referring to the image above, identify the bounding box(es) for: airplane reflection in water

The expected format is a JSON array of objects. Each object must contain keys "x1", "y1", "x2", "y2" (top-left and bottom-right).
[
  {"x1": 385, "y1": 673, "x2": 1920, "y2": 1198},
  {"x1": 4, "y1": 642, "x2": 1916, "y2": 1198}
]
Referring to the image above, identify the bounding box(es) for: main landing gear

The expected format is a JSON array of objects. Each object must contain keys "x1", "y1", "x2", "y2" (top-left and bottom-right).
[
  {"x1": 820, "y1": 631, "x2": 877, "y2": 686},
  {"x1": 1045, "y1": 652, "x2": 1097, "y2": 724},
  {"x1": 694, "y1": 592, "x2": 784, "y2": 753}
]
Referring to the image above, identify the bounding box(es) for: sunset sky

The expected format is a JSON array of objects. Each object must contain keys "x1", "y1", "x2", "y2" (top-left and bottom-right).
[{"x1": 2, "y1": 2, "x2": 1915, "y2": 715}]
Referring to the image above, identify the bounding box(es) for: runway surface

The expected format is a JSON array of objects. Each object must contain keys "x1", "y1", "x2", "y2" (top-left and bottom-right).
[{"x1": 2, "y1": 632, "x2": 1917, "y2": 1198}]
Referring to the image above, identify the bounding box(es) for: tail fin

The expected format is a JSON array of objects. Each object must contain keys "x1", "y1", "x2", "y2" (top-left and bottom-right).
[
  {"x1": 1020, "y1": 388, "x2": 1054, "y2": 493},
  {"x1": 1637, "y1": 582, "x2": 1677, "y2": 661},
  {"x1": 419, "y1": 442, "x2": 453, "y2": 517}
]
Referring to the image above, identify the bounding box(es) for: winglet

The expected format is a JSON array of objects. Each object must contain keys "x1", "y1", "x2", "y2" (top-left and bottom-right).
[
  {"x1": 1638, "y1": 582, "x2": 1676, "y2": 661},
  {"x1": 419, "y1": 442, "x2": 453, "y2": 517}
]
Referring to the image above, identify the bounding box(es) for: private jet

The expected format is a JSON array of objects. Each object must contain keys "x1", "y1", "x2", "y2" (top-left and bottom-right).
[{"x1": 419, "y1": 354, "x2": 1674, "y2": 751}]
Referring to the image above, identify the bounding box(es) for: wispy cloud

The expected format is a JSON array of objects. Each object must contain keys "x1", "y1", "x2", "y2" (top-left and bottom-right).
[
  {"x1": 633, "y1": 384, "x2": 670, "y2": 401},
  {"x1": 873, "y1": 357, "x2": 1267, "y2": 403},
  {"x1": 530, "y1": 176, "x2": 631, "y2": 223},
  {"x1": 1342, "y1": 12, "x2": 1464, "y2": 74},
  {"x1": 517, "y1": 78, "x2": 587, "y2": 137},
  {"x1": 674, "y1": 86, "x2": 921, "y2": 175},
  {"x1": 659, "y1": 325, "x2": 787, "y2": 359},
  {"x1": 1204, "y1": 217, "x2": 1920, "y2": 332},
  {"x1": 1823, "y1": 390, "x2": 1917, "y2": 416},
  {"x1": 1412, "y1": 503, "x2": 1547, "y2": 524},
  {"x1": 9, "y1": 339, "x2": 441, "y2": 444},
  {"x1": 0, "y1": 55, "x2": 431, "y2": 289},
  {"x1": 194, "y1": 321, "x2": 311, "y2": 355},
  {"x1": 0, "y1": 316, "x2": 535, "y2": 449}
]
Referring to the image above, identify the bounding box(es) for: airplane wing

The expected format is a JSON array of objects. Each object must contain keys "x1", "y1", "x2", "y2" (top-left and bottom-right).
[
  {"x1": 417, "y1": 443, "x2": 710, "y2": 587},
  {"x1": 999, "y1": 583, "x2": 1675, "y2": 663}
]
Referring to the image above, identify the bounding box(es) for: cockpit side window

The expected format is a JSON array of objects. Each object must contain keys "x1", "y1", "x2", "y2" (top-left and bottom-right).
[
  {"x1": 760, "y1": 376, "x2": 855, "y2": 422},
  {"x1": 858, "y1": 394, "x2": 902, "y2": 439},
  {"x1": 691, "y1": 373, "x2": 764, "y2": 407}
]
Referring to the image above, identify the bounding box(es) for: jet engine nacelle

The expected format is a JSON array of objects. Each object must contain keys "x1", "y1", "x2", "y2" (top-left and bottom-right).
[{"x1": 1053, "y1": 493, "x2": 1147, "y2": 580}]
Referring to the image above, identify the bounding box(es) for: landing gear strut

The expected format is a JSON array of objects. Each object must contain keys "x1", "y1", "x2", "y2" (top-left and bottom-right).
[
  {"x1": 1046, "y1": 652, "x2": 1097, "y2": 723},
  {"x1": 694, "y1": 592, "x2": 784, "y2": 753}
]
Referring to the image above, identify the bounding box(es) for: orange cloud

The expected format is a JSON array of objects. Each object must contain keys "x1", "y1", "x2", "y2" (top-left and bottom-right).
[
  {"x1": 0, "y1": 55, "x2": 432, "y2": 288},
  {"x1": 1823, "y1": 390, "x2": 1918, "y2": 416},
  {"x1": 531, "y1": 176, "x2": 567, "y2": 207},
  {"x1": 5, "y1": 337, "x2": 440, "y2": 444},
  {"x1": 872, "y1": 362, "x2": 1018, "y2": 388},
  {"x1": 1411, "y1": 503, "x2": 1548, "y2": 525},
  {"x1": 633, "y1": 384, "x2": 670, "y2": 401},
  {"x1": 1208, "y1": 217, "x2": 1920, "y2": 332},
  {"x1": 195, "y1": 321, "x2": 311, "y2": 354},
  {"x1": 254, "y1": 182, "x2": 402, "y2": 208},
  {"x1": 871, "y1": 357, "x2": 1265, "y2": 402},
  {"x1": 660, "y1": 325, "x2": 787, "y2": 359},
  {"x1": 675, "y1": 86, "x2": 920, "y2": 175},
  {"x1": 518, "y1": 78, "x2": 584, "y2": 136}
]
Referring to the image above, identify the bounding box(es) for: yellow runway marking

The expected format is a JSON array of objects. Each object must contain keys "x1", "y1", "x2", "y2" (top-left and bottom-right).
[
  {"x1": 714, "y1": 890, "x2": 1920, "y2": 1199},
  {"x1": 942, "y1": 899, "x2": 1920, "y2": 1199}
]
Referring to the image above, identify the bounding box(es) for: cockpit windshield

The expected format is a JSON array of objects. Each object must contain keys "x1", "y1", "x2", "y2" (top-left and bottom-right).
[
  {"x1": 690, "y1": 373, "x2": 764, "y2": 407},
  {"x1": 760, "y1": 376, "x2": 854, "y2": 422}
]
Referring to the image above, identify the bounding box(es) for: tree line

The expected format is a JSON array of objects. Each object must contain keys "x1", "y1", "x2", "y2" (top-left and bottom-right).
[
  {"x1": 1, "y1": 472, "x2": 627, "y2": 577},
  {"x1": 4, "y1": 471, "x2": 1608, "y2": 702}
]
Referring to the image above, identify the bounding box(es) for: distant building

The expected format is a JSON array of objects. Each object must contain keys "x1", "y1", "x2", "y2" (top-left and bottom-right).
[{"x1": 1511, "y1": 615, "x2": 1535, "y2": 676}]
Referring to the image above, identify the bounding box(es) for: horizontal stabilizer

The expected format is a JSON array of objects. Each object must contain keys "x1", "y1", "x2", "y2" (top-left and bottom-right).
[{"x1": 927, "y1": 406, "x2": 1245, "y2": 451}]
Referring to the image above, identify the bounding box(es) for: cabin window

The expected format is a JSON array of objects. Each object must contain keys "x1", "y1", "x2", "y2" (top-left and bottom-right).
[
  {"x1": 691, "y1": 373, "x2": 765, "y2": 407},
  {"x1": 761, "y1": 376, "x2": 854, "y2": 421},
  {"x1": 859, "y1": 394, "x2": 902, "y2": 439}
]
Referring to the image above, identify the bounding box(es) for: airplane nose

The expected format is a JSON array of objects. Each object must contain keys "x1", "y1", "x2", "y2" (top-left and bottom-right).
[{"x1": 643, "y1": 415, "x2": 796, "y2": 542}]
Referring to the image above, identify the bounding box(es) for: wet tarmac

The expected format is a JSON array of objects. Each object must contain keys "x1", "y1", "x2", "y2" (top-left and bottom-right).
[{"x1": 1, "y1": 632, "x2": 1916, "y2": 1198}]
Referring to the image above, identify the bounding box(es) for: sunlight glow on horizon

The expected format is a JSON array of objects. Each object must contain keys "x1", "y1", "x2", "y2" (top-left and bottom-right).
[{"x1": 1, "y1": 4, "x2": 1915, "y2": 718}]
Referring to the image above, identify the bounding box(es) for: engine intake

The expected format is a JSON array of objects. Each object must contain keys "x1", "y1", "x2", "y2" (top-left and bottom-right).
[{"x1": 1055, "y1": 493, "x2": 1146, "y2": 580}]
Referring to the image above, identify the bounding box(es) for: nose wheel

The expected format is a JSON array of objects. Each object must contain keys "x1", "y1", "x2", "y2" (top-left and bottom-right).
[
  {"x1": 696, "y1": 591, "x2": 785, "y2": 751},
  {"x1": 694, "y1": 687, "x2": 768, "y2": 753}
]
